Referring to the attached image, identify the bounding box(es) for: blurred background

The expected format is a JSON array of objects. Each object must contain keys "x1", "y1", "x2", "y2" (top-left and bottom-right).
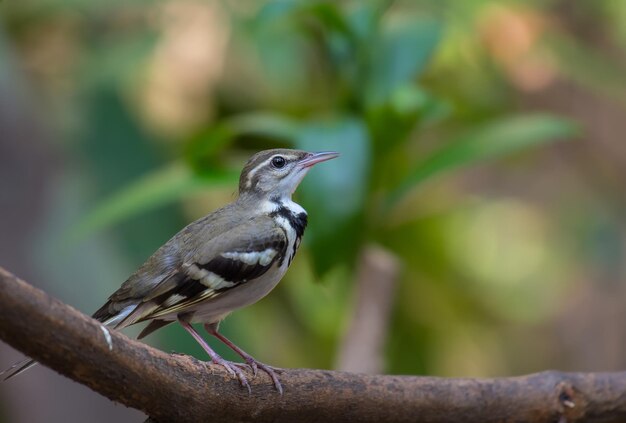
[{"x1": 1, "y1": 0, "x2": 626, "y2": 421}]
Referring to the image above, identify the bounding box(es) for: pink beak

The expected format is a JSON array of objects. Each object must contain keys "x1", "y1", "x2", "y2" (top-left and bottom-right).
[{"x1": 298, "y1": 151, "x2": 340, "y2": 168}]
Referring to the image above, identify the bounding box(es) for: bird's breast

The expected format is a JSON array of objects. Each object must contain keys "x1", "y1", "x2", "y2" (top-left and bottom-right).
[
  {"x1": 188, "y1": 261, "x2": 288, "y2": 324},
  {"x1": 187, "y1": 198, "x2": 308, "y2": 324}
]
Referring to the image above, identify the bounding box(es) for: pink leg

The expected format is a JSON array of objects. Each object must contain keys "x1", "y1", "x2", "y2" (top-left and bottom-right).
[
  {"x1": 179, "y1": 321, "x2": 251, "y2": 394},
  {"x1": 204, "y1": 324, "x2": 283, "y2": 394}
]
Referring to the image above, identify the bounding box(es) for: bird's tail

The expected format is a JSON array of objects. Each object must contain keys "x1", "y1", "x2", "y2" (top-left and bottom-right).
[{"x1": 1, "y1": 304, "x2": 138, "y2": 381}]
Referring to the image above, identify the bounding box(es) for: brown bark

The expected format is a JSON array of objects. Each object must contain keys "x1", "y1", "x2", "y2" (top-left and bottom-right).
[{"x1": 1, "y1": 266, "x2": 626, "y2": 423}]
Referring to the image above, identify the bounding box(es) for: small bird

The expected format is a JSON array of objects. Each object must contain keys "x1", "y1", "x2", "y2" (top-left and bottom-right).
[{"x1": 2, "y1": 148, "x2": 339, "y2": 393}]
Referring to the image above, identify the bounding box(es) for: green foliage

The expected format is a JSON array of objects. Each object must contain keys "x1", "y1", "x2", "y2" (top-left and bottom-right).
[
  {"x1": 363, "y1": 17, "x2": 442, "y2": 108},
  {"x1": 386, "y1": 114, "x2": 578, "y2": 208},
  {"x1": 295, "y1": 117, "x2": 371, "y2": 274},
  {"x1": 70, "y1": 164, "x2": 238, "y2": 242},
  {"x1": 8, "y1": 0, "x2": 608, "y2": 379},
  {"x1": 76, "y1": 1, "x2": 575, "y2": 279}
]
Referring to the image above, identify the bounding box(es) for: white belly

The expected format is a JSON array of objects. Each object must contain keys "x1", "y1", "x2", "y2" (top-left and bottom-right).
[{"x1": 186, "y1": 261, "x2": 289, "y2": 324}]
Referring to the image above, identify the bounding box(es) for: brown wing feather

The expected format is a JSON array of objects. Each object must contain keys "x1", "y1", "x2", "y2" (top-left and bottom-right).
[{"x1": 110, "y1": 215, "x2": 287, "y2": 327}]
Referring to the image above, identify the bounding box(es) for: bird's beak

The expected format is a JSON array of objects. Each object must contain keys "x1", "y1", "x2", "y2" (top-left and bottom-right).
[{"x1": 298, "y1": 151, "x2": 340, "y2": 168}]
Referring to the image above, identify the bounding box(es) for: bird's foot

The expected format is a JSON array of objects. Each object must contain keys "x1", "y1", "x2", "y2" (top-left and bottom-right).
[
  {"x1": 210, "y1": 356, "x2": 251, "y2": 394},
  {"x1": 235, "y1": 360, "x2": 283, "y2": 394}
]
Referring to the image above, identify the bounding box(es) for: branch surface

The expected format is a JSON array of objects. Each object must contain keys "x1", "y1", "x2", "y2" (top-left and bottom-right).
[{"x1": 1, "y1": 266, "x2": 626, "y2": 423}]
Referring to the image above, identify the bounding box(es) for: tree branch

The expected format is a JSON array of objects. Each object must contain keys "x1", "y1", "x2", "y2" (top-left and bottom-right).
[{"x1": 1, "y1": 267, "x2": 626, "y2": 423}]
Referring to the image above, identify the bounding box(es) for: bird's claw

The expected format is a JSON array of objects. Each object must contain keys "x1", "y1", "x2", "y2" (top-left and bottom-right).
[
  {"x1": 212, "y1": 359, "x2": 251, "y2": 394},
  {"x1": 266, "y1": 365, "x2": 285, "y2": 375},
  {"x1": 234, "y1": 359, "x2": 258, "y2": 377},
  {"x1": 249, "y1": 360, "x2": 258, "y2": 377},
  {"x1": 250, "y1": 361, "x2": 283, "y2": 394},
  {"x1": 232, "y1": 360, "x2": 283, "y2": 393},
  {"x1": 256, "y1": 362, "x2": 283, "y2": 395}
]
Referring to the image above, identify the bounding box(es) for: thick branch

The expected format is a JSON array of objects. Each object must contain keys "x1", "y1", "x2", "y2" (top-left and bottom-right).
[{"x1": 1, "y1": 267, "x2": 626, "y2": 423}]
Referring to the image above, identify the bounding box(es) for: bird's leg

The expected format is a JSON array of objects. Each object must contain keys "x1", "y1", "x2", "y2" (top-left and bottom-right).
[
  {"x1": 179, "y1": 321, "x2": 251, "y2": 394},
  {"x1": 204, "y1": 323, "x2": 283, "y2": 394}
]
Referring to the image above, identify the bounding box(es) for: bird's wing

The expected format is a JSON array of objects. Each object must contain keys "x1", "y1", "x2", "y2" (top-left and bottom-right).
[
  {"x1": 92, "y1": 206, "x2": 238, "y2": 325},
  {"x1": 125, "y1": 216, "x2": 288, "y2": 323}
]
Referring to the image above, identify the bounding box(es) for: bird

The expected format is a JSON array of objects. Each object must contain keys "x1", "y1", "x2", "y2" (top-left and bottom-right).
[{"x1": 1, "y1": 148, "x2": 339, "y2": 394}]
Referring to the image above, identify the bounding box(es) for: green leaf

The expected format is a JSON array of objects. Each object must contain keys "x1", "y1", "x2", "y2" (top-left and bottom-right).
[
  {"x1": 185, "y1": 123, "x2": 236, "y2": 165},
  {"x1": 367, "y1": 85, "x2": 451, "y2": 155},
  {"x1": 344, "y1": 1, "x2": 384, "y2": 42},
  {"x1": 387, "y1": 114, "x2": 578, "y2": 208},
  {"x1": 364, "y1": 17, "x2": 442, "y2": 107},
  {"x1": 68, "y1": 163, "x2": 238, "y2": 242},
  {"x1": 305, "y1": 2, "x2": 354, "y2": 40},
  {"x1": 228, "y1": 112, "x2": 298, "y2": 140},
  {"x1": 294, "y1": 116, "x2": 371, "y2": 275},
  {"x1": 244, "y1": 3, "x2": 311, "y2": 101},
  {"x1": 253, "y1": 0, "x2": 303, "y2": 27},
  {"x1": 186, "y1": 113, "x2": 298, "y2": 165}
]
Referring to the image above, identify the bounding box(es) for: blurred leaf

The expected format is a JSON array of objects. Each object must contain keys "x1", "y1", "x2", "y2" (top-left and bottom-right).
[
  {"x1": 77, "y1": 87, "x2": 186, "y2": 263},
  {"x1": 549, "y1": 34, "x2": 626, "y2": 101},
  {"x1": 228, "y1": 111, "x2": 298, "y2": 140},
  {"x1": 387, "y1": 114, "x2": 578, "y2": 208},
  {"x1": 243, "y1": 3, "x2": 311, "y2": 103},
  {"x1": 187, "y1": 112, "x2": 298, "y2": 166},
  {"x1": 389, "y1": 85, "x2": 451, "y2": 126},
  {"x1": 69, "y1": 163, "x2": 238, "y2": 241},
  {"x1": 364, "y1": 17, "x2": 442, "y2": 107},
  {"x1": 295, "y1": 116, "x2": 371, "y2": 275},
  {"x1": 344, "y1": 1, "x2": 384, "y2": 42},
  {"x1": 253, "y1": 0, "x2": 303, "y2": 26},
  {"x1": 80, "y1": 32, "x2": 157, "y2": 90},
  {"x1": 368, "y1": 85, "x2": 451, "y2": 155},
  {"x1": 70, "y1": 114, "x2": 309, "y2": 246},
  {"x1": 185, "y1": 123, "x2": 235, "y2": 166},
  {"x1": 305, "y1": 1, "x2": 354, "y2": 40}
]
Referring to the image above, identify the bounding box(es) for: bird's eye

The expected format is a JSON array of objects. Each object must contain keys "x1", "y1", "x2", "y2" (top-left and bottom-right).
[{"x1": 271, "y1": 156, "x2": 286, "y2": 169}]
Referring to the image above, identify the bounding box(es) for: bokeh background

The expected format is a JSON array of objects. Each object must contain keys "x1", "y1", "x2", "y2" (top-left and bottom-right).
[{"x1": 1, "y1": 0, "x2": 626, "y2": 421}]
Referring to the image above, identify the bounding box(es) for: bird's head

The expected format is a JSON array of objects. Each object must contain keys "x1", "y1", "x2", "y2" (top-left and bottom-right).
[{"x1": 238, "y1": 149, "x2": 339, "y2": 199}]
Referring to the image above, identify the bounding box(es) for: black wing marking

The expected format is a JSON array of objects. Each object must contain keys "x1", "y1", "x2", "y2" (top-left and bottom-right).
[
  {"x1": 200, "y1": 253, "x2": 273, "y2": 283},
  {"x1": 137, "y1": 319, "x2": 172, "y2": 339},
  {"x1": 146, "y1": 237, "x2": 287, "y2": 318},
  {"x1": 112, "y1": 217, "x2": 289, "y2": 324}
]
